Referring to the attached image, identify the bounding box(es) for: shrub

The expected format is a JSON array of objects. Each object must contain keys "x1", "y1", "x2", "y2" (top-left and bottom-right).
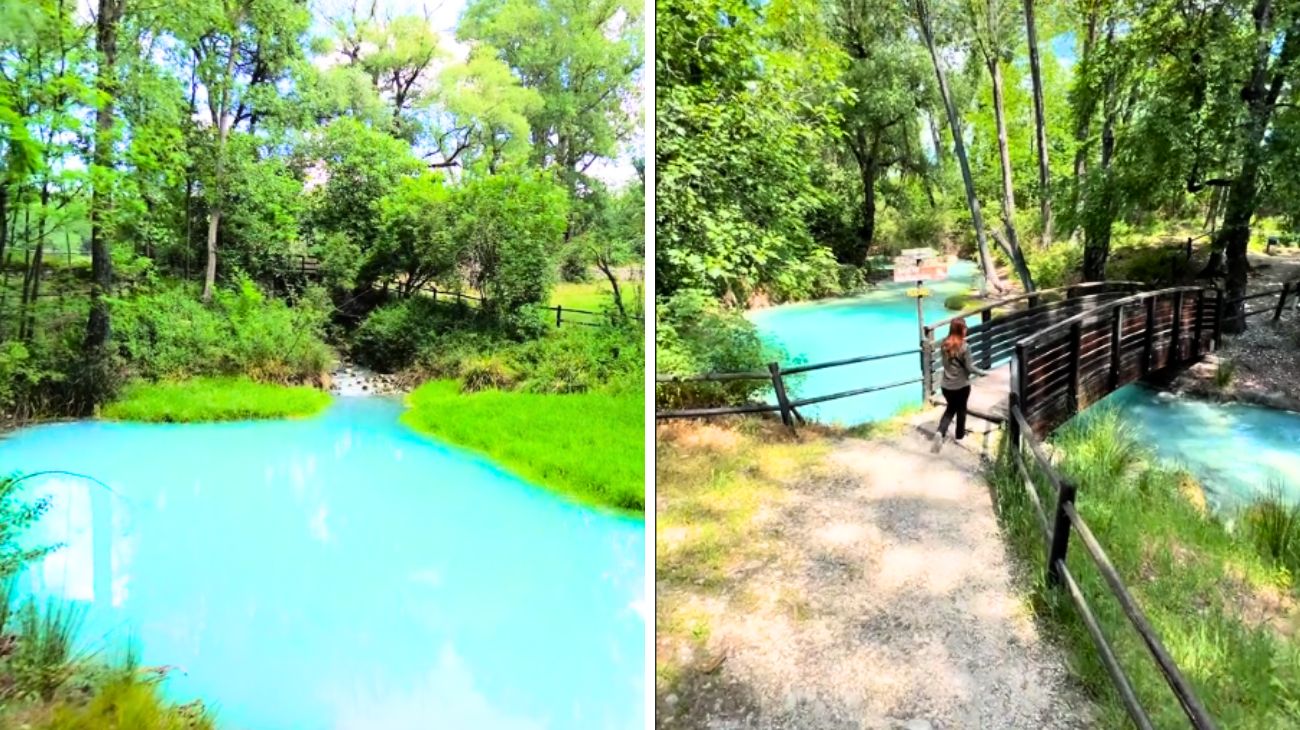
[
  {"x1": 43, "y1": 674, "x2": 216, "y2": 730},
  {"x1": 0, "y1": 475, "x2": 54, "y2": 580},
  {"x1": 1025, "y1": 243, "x2": 1083, "y2": 290},
  {"x1": 655, "y1": 289, "x2": 783, "y2": 408},
  {"x1": 351, "y1": 298, "x2": 445, "y2": 372},
  {"x1": 459, "y1": 356, "x2": 517, "y2": 393},
  {"x1": 509, "y1": 325, "x2": 642, "y2": 395},
  {"x1": 11, "y1": 599, "x2": 87, "y2": 701},
  {"x1": 944, "y1": 293, "x2": 975, "y2": 311},
  {"x1": 112, "y1": 279, "x2": 333, "y2": 383}
]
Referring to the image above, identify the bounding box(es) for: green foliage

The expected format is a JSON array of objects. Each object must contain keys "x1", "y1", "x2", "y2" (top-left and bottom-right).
[
  {"x1": 41, "y1": 673, "x2": 215, "y2": 730},
  {"x1": 350, "y1": 298, "x2": 447, "y2": 373},
  {"x1": 656, "y1": 0, "x2": 852, "y2": 300},
  {"x1": 509, "y1": 325, "x2": 644, "y2": 395},
  {"x1": 459, "y1": 356, "x2": 518, "y2": 393},
  {"x1": 454, "y1": 169, "x2": 569, "y2": 325},
  {"x1": 112, "y1": 280, "x2": 333, "y2": 383},
  {"x1": 944, "y1": 293, "x2": 975, "y2": 311},
  {"x1": 102, "y1": 377, "x2": 330, "y2": 423},
  {"x1": 655, "y1": 289, "x2": 781, "y2": 408},
  {"x1": 1214, "y1": 359, "x2": 1237, "y2": 390},
  {"x1": 403, "y1": 380, "x2": 643, "y2": 512},
  {"x1": 371, "y1": 173, "x2": 458, "y2": 295},
  {"x1": 0, "y1": 475, "x2": 54, "y2": 580},
  {"x1": 1024, "y1": 243, "x2": 1083, "y2": 289}
]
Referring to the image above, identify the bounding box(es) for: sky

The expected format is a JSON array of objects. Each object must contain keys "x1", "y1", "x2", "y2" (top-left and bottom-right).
[{"x1": 312, "y1": 0, "x2": 643, "y2": 188}]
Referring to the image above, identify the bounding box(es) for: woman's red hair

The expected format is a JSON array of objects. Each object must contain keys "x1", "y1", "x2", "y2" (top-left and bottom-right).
[{"x1": 942, "y1": 320, "x2": 968, "y2": 358}]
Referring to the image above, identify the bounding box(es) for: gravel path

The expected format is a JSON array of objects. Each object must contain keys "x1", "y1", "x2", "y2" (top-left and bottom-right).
[{"x1": 660, "y1": 427, "x2": 1091, "y2": 730}]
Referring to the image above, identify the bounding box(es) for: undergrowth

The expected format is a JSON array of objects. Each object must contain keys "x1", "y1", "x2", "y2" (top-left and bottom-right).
[{"x1": 988, "y1": 406, "x2": 1300, "y2": 728}]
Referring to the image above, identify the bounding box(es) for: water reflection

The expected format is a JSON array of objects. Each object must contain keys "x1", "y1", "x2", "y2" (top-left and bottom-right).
[{"x1": 1, "y1": 398, "x2": 644, "y2": 729}]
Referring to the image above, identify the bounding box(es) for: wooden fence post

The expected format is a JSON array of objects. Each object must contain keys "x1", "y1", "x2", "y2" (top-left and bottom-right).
[
  {"x1": 1046, "y1": 478, "x2": 1078, "y2": 588},
  {"x1": 1008, "y1": 391, "x2": 1022, "y2": 460},
  {"x1": 1275, "y1": 282, "x2": 1292, "y2": 321},
  {"x1": 1192, "y1": 290, "x2": 1206, "y2": 358},
  {"x1": 768, "y1": 362, "x2": 795, "y2": 430},
  {"x1": 1109, "y1": 304, "x2": 1124, "y2": 391},
  {"x1": 1185, "y1": 236, "x2": 1193, "y2": 262},
  {"x1": 556, "y1": 305, "x2": 563, "y2": 327}
]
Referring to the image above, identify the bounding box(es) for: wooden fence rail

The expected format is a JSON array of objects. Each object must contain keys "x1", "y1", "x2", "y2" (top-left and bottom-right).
[
  {"x1": 656, "y1": 348, "x2": 921, "y2": 426},
  {"x1": 1007, "y1": 400, "x2": 1218, "y2": 730}
]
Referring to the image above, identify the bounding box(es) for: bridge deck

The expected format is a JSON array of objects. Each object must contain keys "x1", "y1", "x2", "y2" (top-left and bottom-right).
[{"x1": 927, "y1": 363, "x2": 1011, "y2": 423}]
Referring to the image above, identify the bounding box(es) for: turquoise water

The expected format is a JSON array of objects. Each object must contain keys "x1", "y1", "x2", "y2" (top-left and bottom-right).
[
  {"x1": 1101, "y1": 385, "x2": 1300, "y2": 511},
  {"x1": 748, "y1": 260, "x2": 980, "y2": 425},
  {"x1": 0, "y1": 397, "x2": 644, "y2": 729}
]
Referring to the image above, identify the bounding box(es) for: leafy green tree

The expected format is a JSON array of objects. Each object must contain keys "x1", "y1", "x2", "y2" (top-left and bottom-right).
[
  {"x1": 453, "y1": 169, "x2": 568, "y2": 323},
  {"x1": 373, "y1": 172, "x2": 459, "y2": 296},
  {"x1": 656, "y1": 0, "x2": 851, "y2": 300}
]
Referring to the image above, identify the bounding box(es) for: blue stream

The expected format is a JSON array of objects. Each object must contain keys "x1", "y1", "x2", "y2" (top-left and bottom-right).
[
  {"x1": 0, "y1": 397, "x2": 644, "y2": 730},
  {"x1": 748, "y1": 263, "x2": 1300, "y2": 507}
]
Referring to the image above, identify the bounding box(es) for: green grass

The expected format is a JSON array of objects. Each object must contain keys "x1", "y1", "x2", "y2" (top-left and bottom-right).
[
  {"x1": 988, "y1": 407, "x2": 1300, "y2": 728},
  {"x1": 550, "y1": 280, "x2": 615, "y2": 311},
  {"x1": 102, "y1": 377, "x2": 331, "y2": 423},
  {"x1": 401, "y1": 379, "x2": 643, "y2": 512}
]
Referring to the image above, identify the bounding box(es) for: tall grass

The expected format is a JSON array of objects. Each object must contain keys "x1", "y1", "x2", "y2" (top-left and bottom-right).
[
  {"x1": 1242, "y1": 484, "x2": 1300, "y2": 575},
  {"x1": 402, "y1": 379, "x2": 643, "y2": 512},
  {"x1": 987, "y1": 406, "x2": 1300, "y2": 728},
  {"x1": 10, "y1": 599, "x2": 88, "y2": 701},
  {"x1": 102, "y1": 377, "x2": 331, "y2": 423}
]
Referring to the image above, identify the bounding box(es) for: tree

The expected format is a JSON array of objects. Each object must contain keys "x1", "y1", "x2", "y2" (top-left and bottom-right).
[
  {"x1": 87, "y1": 0, "x2": 124, "y2": 358},
  {"x1": 830, "y1": 0, "x2": 932, "y2": 265},
  {"x1": 433, "y1": 47, "x2": 543, "y2": 172},
  {"x1": 374, "y1": 172, "x2": 459, "y2": 296},
  {"x1": 459, "y1": 0, "x2": 642, "y2": 203},
  {"x1": 965, "y1": 0, "x2": 1036, "y2": 291},
  {"x1": 914, "y1": 0, "x2": 1005, "y2": 292},
  {"x1": 453, "y1": 169, "x2": 568, "y2": 321},
  {"x1": 1023, "y1": 0, "x2": 1052, "y2": 247}
]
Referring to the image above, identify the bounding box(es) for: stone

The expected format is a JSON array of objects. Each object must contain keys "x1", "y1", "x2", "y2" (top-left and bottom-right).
[{"x1": 900, "y1": 720, "x2": 934, "y2": 730}]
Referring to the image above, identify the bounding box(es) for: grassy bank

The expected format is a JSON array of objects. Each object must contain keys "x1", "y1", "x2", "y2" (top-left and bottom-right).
[
  {"x1": 402, "y1": 379, "x2": 643, "y2": 512},
  {"x1": 989, "y1": 408, "x2": 1300, "y2": 728},
  {"x1": 102, "y1": 377, "x2": 331, "y2": 423}
]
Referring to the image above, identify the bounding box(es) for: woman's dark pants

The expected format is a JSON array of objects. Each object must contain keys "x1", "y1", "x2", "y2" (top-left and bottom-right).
[{"x1": 938, "y1": 385, "x2": 971, "y2": 439}]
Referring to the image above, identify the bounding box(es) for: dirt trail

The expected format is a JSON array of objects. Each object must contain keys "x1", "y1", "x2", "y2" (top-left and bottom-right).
[{"x1": 659, "y1": 422, "x2": 1091, "y2": 730}]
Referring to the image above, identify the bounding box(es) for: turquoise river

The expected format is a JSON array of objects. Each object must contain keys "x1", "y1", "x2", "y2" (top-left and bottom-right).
[
  {"x1": 0, "y1": 396, "x2": 644, "y2": 729},
  {"x1": 749, "y1": 261, "x2": 1300, "y2": 507}
]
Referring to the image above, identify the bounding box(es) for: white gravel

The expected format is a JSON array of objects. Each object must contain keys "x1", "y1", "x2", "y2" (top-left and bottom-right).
[{"x1": 660, "y1": 426, "x2": 1093, "y2": 729}]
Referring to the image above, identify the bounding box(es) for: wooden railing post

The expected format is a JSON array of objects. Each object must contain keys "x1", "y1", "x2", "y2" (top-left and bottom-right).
[
  {"x1": 1109, "y1": 304, "x2": 1124, "y2": 391},
  {"x1": 768, "y1": 362, "x2": 795, "y2": 430},
  {"x1": 1275, "y1": 282, "x2": 1292, "y2": 321},
  {"x1": 1008, "y1": 391, "x2": 1022, "y2": 459},
  {"x1": 1171, "y1": 290, "x2": 1184, "y2": 362},
  {"x1": 1192, "y1": 290, "x2": 1206, "y2": 358},
  {"x1": 1068, "y1": 322, "x2": 1081, "y2": 414},
  {"x1": 980, "y1": 310, "x2": 993, "y2": 368},
  {"x1": 1046, "y1": 478, "x2": 1078, "y2": 588},
  {"x1": 1143, "y1": 296, "x2": 1156, "y2": 374},
  {"x1": 920, "y1": 337, "x2": 933, "y2": 403},
  {"x1": 1213, "y1": 287, "x2": 1225, "y2": 350}
]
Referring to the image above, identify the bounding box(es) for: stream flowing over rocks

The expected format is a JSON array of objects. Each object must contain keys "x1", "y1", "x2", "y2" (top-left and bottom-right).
[{"x1": 328, "y1": 364, "x2": 404, "y2": 397}]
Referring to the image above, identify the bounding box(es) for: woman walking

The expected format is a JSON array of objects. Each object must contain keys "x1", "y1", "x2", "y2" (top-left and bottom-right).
[{"x1": 936, "y1": 319, "x2": 987, "y2": 444}]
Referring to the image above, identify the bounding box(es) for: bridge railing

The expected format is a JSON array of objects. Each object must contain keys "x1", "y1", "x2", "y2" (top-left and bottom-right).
[
  {"x1": 655, "y1": 348, "x2": 922, "y2": 426},
  {"x1": 1011, "y1": 286, "x2": 1220, "y2": 440},
  {"x1": 1005, "y1": 400, "x2": 1218, "y2": 730},
  {"x1": 922, "y1": 281, "x2": 1145, "y2": 401}
]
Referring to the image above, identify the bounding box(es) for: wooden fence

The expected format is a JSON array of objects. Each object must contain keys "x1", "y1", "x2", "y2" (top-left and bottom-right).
[
  {"x1": 1005, "y1": 399, "x2": 1218, "y2": 730},
  {"x1": 655, "y1": 348, "x2": 921, "y2": 424}
]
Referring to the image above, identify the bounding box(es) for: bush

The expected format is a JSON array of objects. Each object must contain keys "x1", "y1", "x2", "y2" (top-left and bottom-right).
[
  {"x1": 508, "y1": 325, "x2": 642, "y2": 395},
  {"x1": 944, "y1": 293, "x2": 975, "y2": 311},
  {"x1": 1242, "y1": 487, "x2": 1300, "y2": 575},
  {"x1": 350, "y1": 298, "x2": 445, "y2": 372},
  {"x1": 1025, "y1": 243, "x2": 1083, "y2": 289},
  {"x1": 459, "y1": 356, "x2": 517, "y2": 393},
  {"x1": 112, "y1": 279, "x2": 333, "y2": 383},
  {"x1": 655, "y1": 289, "x2": 782, "y2": 408}
]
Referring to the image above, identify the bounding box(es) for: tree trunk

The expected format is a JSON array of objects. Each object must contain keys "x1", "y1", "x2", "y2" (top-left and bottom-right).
[
  {"x1": 1069, "y1": 11, "x2": 1099, "y2": 243},
  {"x1": 203, "y1": 206, "x2": 221, "y2": 301},
  {"x1": 1023, "y1": 0, "x2": 1052, "y2": 248},
  {"x1": 915, "y1": 0, "x2": 1004, "y2": 292},
  {"x1": 87, "y1": 0, "x2": 123, "y2": 355},
  {"x1": 597, "y1": 257, "x2": 626, "y2": 319},
  {"x1": 989, "y1": 58, "x2": 1035, "y2": 292},
  {"x1": 1082, "y1": 76, "x2": 1118, "y2": 281},
  {"x1": 849, "y1": 130, "x2": 879, "y2": 267}
]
